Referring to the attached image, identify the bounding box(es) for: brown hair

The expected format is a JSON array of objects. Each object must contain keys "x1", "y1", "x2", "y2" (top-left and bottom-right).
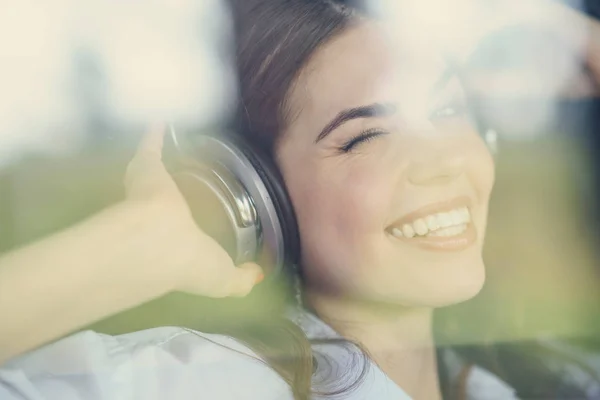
[
  {"x1": 228, "y1": 0, "x2": 357, "y2": 152},
  {"x1": 221, "y1": 1, "x2": 367, "y2": 399}
]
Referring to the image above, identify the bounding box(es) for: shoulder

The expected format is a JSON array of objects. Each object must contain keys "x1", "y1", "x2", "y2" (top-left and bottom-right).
[{"x1": 0, "y1": 327, "x2": 292, "y2": 400}]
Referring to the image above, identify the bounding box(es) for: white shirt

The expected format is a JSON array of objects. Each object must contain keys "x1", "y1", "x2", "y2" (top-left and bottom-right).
[{"x1": 0, "y1": 310, "x2": 518, "y2": 400}]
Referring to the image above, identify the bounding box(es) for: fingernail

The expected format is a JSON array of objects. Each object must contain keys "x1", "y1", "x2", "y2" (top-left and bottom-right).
[{"x1": 256, "y1": 273, "x2": 265, "y2": 284}]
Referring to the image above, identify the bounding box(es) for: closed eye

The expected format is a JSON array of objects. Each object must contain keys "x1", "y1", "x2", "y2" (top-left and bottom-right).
[{"x1": 338, "y1": 128, "x2": 389, "y2": 154}]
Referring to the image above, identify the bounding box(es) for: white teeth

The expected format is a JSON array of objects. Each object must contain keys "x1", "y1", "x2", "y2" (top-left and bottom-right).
[
  {"x1": 425, "y1": 215, "x2": 440, "y2": 231},
  {"x1": 450, "y1": 210, "x2": 462, "y2": 225},
  {"x1": 388, "y1": 206, "x2": 472, "y2": 239},
  {"x1": 392, "y1": 228, "x2": 403, "y2": 238},
  {"x1": 413, "y1": 219, "x2": 428, "y2": 236},
  {"x1": 428, "y1": 224, "x2": 467, "y2": 237},
  {"x1": 402, "y1": 224, "x2": 415, "y2": 238},
  {"x1": 438, "y1": 212, "x2": 452, "y2": 228}
]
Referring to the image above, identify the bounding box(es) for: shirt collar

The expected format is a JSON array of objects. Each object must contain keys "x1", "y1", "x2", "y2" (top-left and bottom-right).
[{"x1": 287, "y1": 307, "x2": 519, "y2": 400}]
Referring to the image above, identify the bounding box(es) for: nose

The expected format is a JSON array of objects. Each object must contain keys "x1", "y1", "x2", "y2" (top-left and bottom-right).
[{"x1": 407, "y1": 147, "x2": 466, "y2": 186}]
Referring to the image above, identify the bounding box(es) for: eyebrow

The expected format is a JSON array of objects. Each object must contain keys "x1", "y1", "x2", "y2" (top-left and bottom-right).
[
  {"x1": 315, "y1": 103, "x2": 396, "y2": 143},
  {"x1": 315, "y1": 67, "x2": 456, "y2": 144}
]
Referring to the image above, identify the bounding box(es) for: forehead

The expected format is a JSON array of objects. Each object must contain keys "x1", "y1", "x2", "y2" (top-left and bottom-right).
[{"x1": 285, "y1": 22, "x2": 448, "y2": 136}]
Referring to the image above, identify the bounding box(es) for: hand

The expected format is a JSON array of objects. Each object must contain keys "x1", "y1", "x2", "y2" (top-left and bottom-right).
[
  {"x1": 123, "y1": 125, "x2": 264, "y2": 298},
  {"x1": 0, "y1": 124, "x2": 264, "y2": 361},
  {"x1": 418, "y1": 0, "x2": 600, "y2": 98},
  {"x1": 476, "y1": 1, "x2": 600, "y2": 98}
]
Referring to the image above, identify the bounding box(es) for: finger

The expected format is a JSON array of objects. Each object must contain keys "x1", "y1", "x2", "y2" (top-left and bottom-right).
[
  {"x1": 135, "y1": 123, "x2": 167, "y2": 161},
  {"x1": 225, "y1": 263, "x2": 265, "y2": 298},
  {"x1": 125, "y1": 125, "x2": 170, "y2": 194}
]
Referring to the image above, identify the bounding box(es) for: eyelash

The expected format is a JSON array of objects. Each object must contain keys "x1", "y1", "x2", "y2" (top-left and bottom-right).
[
  {"x1": 338, "y1": 98, "x2": 469, "y2": 153},
  {"x1": 338, "y1": 128, "x2": 388, "y2": 153}
]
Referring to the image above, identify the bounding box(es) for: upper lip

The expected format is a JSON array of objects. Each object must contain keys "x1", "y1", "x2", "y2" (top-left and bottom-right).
[{"x1": 386, "y1": 195, "x2": 473, "y2": 229}]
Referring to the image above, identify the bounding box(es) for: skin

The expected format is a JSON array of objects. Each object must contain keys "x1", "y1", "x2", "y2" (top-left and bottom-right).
[{"x1": 276, "y1": 22, "x2": 495, "y2": 399}]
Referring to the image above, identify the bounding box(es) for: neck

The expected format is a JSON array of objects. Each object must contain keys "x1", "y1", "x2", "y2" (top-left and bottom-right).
[{"x1": 305, "y1": 290, "x2": 442, "y2": 400}]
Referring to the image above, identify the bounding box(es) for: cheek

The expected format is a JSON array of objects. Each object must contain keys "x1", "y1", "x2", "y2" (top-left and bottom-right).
[
  {"x1": 463, "y1": 134, "x2": 496, "y2": 238},
  {"x1": 285, "y1": 156, "x2": 393, "y2": 283},
  {"x1": 451, "y1": 120, "x2": 496, "y2": 192},
  {"x1": 469, "y1": 137, "x2": 496, "y2": 202}
]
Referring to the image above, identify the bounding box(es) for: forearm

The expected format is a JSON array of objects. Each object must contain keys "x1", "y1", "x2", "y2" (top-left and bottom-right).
[{"x1": 0, "y1": 202, "x2": 172, "y2": 364}]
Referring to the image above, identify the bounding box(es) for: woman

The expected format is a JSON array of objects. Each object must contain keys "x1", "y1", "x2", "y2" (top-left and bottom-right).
[{"x1": 0, "y1": 0, "x2": 598, "y2": 399}]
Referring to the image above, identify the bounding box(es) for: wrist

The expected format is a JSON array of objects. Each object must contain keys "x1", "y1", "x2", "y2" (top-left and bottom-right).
[{"x1": 114, "y1": 199, "x2": 199, "y2": 294}]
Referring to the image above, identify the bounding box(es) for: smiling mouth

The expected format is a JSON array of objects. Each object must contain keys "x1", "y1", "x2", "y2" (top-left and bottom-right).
[{"x1": 385, "y1": 197, "x2": 477, "y2": 251}]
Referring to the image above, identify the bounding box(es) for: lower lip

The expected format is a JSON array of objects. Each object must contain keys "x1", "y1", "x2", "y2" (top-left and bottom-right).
[{"x1": 387, "y1": 223, "x2": 477, "y2": 252}]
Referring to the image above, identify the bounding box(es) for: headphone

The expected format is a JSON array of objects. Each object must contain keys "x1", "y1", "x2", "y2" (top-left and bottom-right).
[{"x1": 163, "y1": 126, "x2": 300, "y2": 280}]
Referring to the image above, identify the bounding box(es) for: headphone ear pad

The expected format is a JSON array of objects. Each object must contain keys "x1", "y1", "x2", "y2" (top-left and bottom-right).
[
  {"x1": 222, "y1": 134, "x2": 300, "y2": 267},
  {"x1": 164, "y1": 127, "x2": 300, "y2": 278}
]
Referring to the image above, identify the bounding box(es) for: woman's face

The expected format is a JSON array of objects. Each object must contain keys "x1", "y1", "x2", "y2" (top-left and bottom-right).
[{"x1": 276, "y1": 22, "x2": 495, "y2": 308}]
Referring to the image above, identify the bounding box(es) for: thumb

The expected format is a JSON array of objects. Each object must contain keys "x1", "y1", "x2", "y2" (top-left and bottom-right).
[
  {"x1": 125, "y1": 124, "x2": 171, "y2": 197},
  {"x1": 226, "y1": 263, "x2": 265, "y2": 297}
]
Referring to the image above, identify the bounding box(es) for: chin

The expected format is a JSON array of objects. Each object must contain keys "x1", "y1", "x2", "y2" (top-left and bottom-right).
[
  {"x1": 373, "y1": 258, "x2": 487, "y2": 309},
  {"x1": 426, "y1": 261, "x2": 487, "y2": 308}
]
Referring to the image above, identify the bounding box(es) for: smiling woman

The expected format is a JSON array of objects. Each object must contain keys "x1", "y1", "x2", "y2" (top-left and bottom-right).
[{"x1": 0, "y1": 0, "x2": 599, "y2": 400}]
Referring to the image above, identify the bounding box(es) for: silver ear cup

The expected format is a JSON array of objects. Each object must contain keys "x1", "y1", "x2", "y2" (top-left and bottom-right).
[
  {"x1": 166, "y1": 126, "x2": 287, "y2": 277},
  {"x1": 171, "y1": 165, "x2": 260, "y2": 265}
]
